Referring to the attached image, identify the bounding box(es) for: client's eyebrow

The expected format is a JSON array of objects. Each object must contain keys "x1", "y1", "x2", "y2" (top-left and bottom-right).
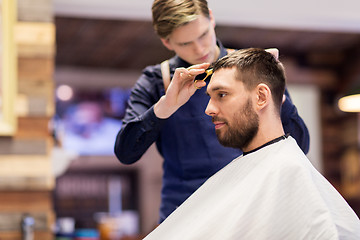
[{"x1": 205, "y1": 86, "x2": 224, "y2": 96}]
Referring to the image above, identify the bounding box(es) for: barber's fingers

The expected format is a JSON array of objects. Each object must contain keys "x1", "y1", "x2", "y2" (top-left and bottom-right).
[
  {"x1": 194, "y1": 80, "x2": 206, "y2": 90},
  {"x1": 187, "y1": 62, "x2": 211, "y2": 71},
  {"x1": 174, "y1": 66, "x2": 207, "y2": 82},
  {"x1": 265, "y1": 48, "x2": 279, "y2": 60},
  {"x1": 170, "y1": 63, "x2": 210, "y2": 92}
]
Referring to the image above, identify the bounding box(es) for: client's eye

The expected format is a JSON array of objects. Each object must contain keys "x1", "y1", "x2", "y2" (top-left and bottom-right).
[{"x1": 219, "y1": 93, "x2": 227, "y2": 98}]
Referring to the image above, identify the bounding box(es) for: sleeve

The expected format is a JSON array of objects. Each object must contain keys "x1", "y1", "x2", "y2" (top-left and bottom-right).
[
  {"x1": 280, "y1": 88, "x2": 310, "y2": 154},
  {"x1": 114, "y1": 67, "x2": 166, "y2": 164}
]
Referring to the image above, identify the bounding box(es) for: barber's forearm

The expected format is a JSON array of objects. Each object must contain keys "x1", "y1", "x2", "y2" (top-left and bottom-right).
[
  {"x1": 154, "y1": 95, "x2": 178, "y2": 119},
  {"x1": 114, "y1": 106, "x2": 164, "y2": 164},
  {"x1": 281, "y1": 94, "x2": 310, "y2": 154}
]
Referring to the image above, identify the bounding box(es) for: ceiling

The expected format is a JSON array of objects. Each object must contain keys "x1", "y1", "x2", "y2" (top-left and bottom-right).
[
  {"x1": 53, "y1": 0, "x2": 360, "y2": 33},
  {"x1": 55, "y1": 17, "x2": 171, "y2": 70},
  {"x1": 55, "y1": 17, "x2": 360, "y2": 69},
  {"x1": 55, "y1": 16, "x2": 360, "y2": 92},
  {"x1": 53, "y1": 0, "x2": 360, "y2": 94}
]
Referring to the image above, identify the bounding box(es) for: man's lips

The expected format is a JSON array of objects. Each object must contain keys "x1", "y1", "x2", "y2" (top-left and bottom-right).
[
  {"x1": 213, "y1": 121, "x2": 226, "y2": 129},
  {"x1": 198, "y1": 53, "x2": 209, "y2": 62}
]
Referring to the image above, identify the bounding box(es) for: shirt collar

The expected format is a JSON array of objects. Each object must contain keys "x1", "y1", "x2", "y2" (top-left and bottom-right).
[{"x1": 242, "y1": 133, "x2": 290, "y2": 156}]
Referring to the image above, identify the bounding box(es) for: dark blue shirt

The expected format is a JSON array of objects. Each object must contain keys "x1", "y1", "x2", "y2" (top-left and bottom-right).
[{"x1": 114, "y1": 40, "x2": 310, "y2": 222}]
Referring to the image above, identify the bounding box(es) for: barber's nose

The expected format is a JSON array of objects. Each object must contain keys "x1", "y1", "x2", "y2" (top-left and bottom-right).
[{"x1": 193, "y1": 40, "x2": 204, "y2": 54}]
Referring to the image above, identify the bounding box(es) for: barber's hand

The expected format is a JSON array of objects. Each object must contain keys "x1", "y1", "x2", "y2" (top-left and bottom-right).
[
  {"x1": 268, "y1": 48, "x2": 284, "y2": 104},
  {"x1": 154, "y1": 62, "x2": 210, "y2": 119},
  {"x1": 265, "y1": 48, "x2": 279, "y2": 60}
]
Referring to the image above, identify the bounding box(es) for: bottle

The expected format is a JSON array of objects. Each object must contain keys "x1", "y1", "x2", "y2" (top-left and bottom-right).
[{"x1": 21, "y1": 214, "x2": 35, "y2": 240}]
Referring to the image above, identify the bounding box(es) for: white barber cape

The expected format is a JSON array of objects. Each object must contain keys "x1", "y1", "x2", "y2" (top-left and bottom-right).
[{"x1": 144, "y1": 136, "x2": 360, "y2": 240}]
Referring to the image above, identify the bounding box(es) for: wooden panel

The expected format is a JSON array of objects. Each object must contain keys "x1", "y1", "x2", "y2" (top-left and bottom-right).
[
  {"x1": 0, "y1": 137, "x2": 49, "y2": 155},
  {"x1": 0, "y1": 176, "x2": 52, "y2": 190},
  {"x1": 341, "y1": 146, "x2": 360, "y2": 198},
  {"x1": 0, "y1": 2, "x2": 56, "y2": 239},
  {"x1": 16, "y1": 116, "x2": 51, "y2": 138},
  {"x1": 16, "y1": 95, "x2": 53, "y2": 116},
  {"x1": 16, "y1": 95, "x2": 54, "y2": 117},
  {"x1": 17, "y1": 79, "x2": 55, "y2": 117},
  {"x1": 18, "y1": 0, "x2": 53, "y2": 22},
  {"x1": 0, "y1": 155, "x2": 54, "y2": 190},
  {"x1": 18, "y1": 57, "x2": 54, "y2": 81},
  {"x1": 0, "y1": 231, "x2": 54, "y2": 240},
  {"x1": 0, "y1": 212, "x2": 53, "y2": 231},
  {"x1": 0, "y1": 155, "x2": 52, "y2": 175},
  {"x1": 0, "y1": 0, "x2": 17, "y2": 136},
  {"x1": 0, "y1": 191, "x2": 52, "y2": 211},
  {"x1": 18, "y1": 77, "x2": 54, "y2": 96},
  {"x1": 15, "y1": 22, "x2": 55, "y2": 58}
]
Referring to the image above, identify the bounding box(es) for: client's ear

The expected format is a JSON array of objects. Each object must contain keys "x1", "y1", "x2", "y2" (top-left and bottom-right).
[{"x1": 255, "y1": 83, "x2": 271, "y2": 110}]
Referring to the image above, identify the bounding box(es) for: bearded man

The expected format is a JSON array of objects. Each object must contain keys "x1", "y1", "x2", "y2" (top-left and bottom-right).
[{"x1": 143, "y1": 48, "x2": 360, "y2": 240}]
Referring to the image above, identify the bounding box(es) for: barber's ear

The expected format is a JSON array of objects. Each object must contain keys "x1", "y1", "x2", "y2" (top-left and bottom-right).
[
  {"x1": 160, "y1": 38, "x2": 174, "y2": 51},
  {"x1": 209, "y1": 9, "x2": 216, "y2": 28},
  {"x1": 255, "y1": 84, "x2": 271, "y2": 110}
]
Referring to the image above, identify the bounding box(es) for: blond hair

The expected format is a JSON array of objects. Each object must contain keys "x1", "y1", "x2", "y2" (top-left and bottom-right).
[{"x1": 152, "y1": 0, "x2": 210, "y2": 39}]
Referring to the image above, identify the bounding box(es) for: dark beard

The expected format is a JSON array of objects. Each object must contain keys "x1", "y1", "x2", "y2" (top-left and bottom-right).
[{"x1": 215, "y1": 99, "x2": 259, "y2": 150}]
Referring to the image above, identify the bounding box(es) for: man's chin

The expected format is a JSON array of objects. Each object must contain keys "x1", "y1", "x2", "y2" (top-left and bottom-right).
[
  {"x1": 215, "y1": 129, "x2": 222, "y2": 139},
  {"x1": 216, "y1": 132, "x2": 230, "y2": 147}
]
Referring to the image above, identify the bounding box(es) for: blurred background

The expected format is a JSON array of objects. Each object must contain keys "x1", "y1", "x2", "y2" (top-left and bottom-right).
[{"x1": 1, "y1": 0, "x2": 360, "y2": 239}]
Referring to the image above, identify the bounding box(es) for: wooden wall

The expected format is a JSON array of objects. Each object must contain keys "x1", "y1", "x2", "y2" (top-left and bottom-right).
[{"x1": 0, "y1": 0, "x2": 55, "y2": 239}]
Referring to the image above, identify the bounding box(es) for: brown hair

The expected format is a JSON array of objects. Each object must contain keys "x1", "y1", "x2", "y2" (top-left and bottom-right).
[
  {"x1": 152, "y1": 0, "x2": 210, "y2": 39},
  {"x1": 213, "y1": 48, "x2": 286, "y2": 113}
]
